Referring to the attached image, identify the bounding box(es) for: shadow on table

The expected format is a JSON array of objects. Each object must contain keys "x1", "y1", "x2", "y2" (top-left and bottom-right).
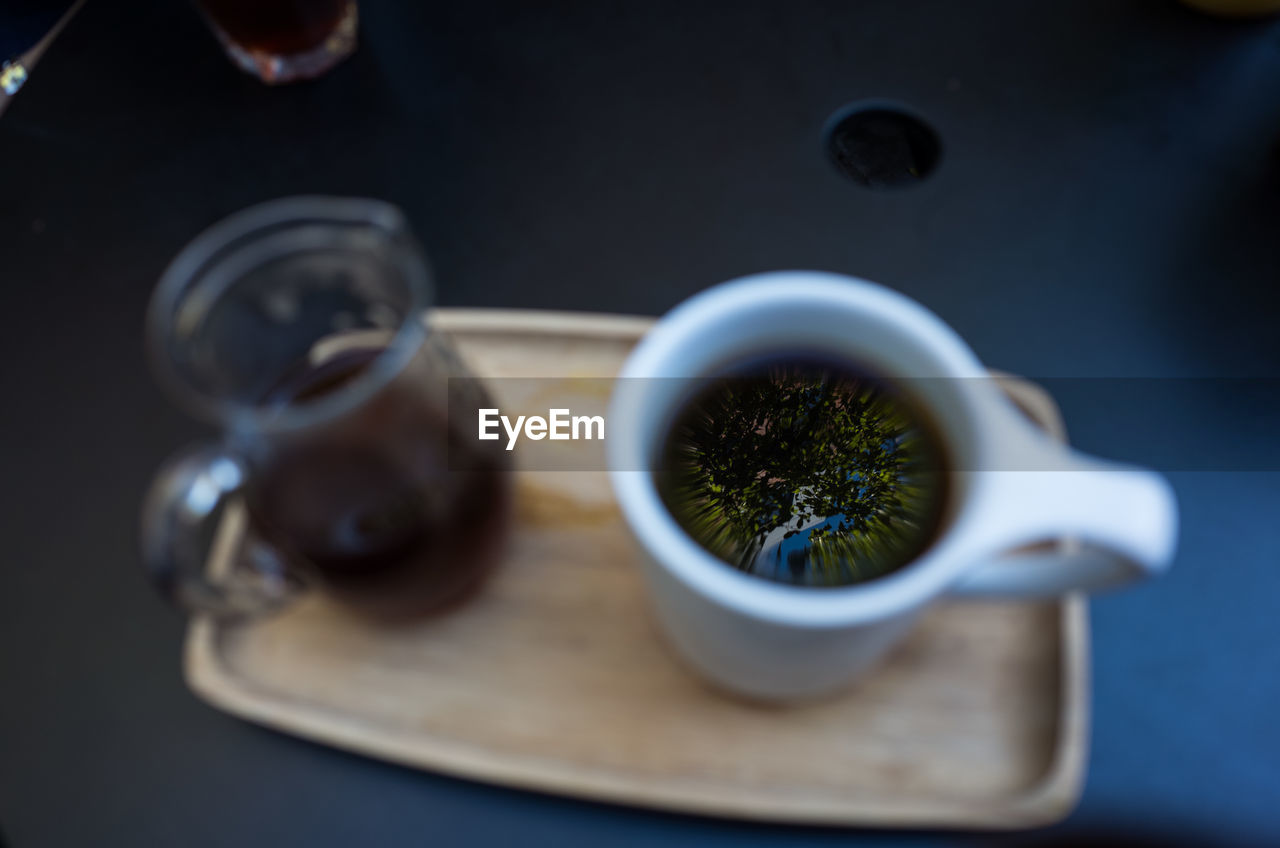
[
  {"x1": 1160, "y1": 114, "x2": 1280, "y2": 375},
  {"x1": 984, "y1": 827, "x2": 1242, "y2": 848},
  {"x1": 227, "y1": 715, "x2": 1246, "y2": 848}
]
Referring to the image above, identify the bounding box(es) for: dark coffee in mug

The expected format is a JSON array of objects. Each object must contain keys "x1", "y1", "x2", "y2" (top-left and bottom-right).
[
  {"x1": 247, "y1": 344, "x2": 510, "y2": 621},
  {"x1": 655, "y1": 355, "x2": 948, "y2": 587}
]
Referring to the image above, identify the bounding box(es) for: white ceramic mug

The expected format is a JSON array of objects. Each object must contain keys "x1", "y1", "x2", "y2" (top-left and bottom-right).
[{"x1": 607, "y1": 272, "x2": 1178, "y2": 700}]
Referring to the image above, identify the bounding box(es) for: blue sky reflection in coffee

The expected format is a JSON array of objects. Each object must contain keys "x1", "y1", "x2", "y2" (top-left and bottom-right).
[{"x1": 656, "y1": 360, "x2": 949, "y2": 587}]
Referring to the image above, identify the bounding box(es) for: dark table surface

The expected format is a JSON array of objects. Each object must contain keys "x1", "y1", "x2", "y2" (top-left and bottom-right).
[{"x1": 2, "y1": 1, "x2": 1279, "y2": 846}]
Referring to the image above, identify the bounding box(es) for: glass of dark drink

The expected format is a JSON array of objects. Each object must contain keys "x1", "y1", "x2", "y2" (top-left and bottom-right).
[
  {"x1": 195, "y1": 0, "x2": 357, "y2": 84},
  {"x1": 142, "y1": 197, "x2": 511, "y2": 623}
]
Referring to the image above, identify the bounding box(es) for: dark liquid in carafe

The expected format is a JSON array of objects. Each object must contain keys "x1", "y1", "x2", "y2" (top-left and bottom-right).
[
  {"x1": 249, "y1": 348, "x2": 510, "y2": 621},
  {"x1": 198, "y1": 0, "x2": 350, "y2": 55}
]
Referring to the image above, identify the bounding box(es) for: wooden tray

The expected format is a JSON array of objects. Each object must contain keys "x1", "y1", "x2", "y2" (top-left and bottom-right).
[{"x1": 185, "y1": 309, "x2": 1089, "y2": 829}]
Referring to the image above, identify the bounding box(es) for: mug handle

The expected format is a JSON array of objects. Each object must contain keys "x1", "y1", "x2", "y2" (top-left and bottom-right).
[
  {"x1": 948, "y1": 376, "x2": 1178, "y2": 598},
  {"x1": 140, "y1": 443, "x2": 303, "y2": 617}
]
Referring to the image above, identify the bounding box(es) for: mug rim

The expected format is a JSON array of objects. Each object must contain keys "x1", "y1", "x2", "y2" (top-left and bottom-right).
[
  {"x1": 607, "y1": 271, "x2": 999, "y2": 628},
  {"x1": 146, "y1": 195, "x2": 433, "y2": 436}
]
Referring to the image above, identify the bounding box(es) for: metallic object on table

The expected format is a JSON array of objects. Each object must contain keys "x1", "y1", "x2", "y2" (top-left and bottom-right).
[{"x1": 1, "y1": 61, "x2": 28, "y2": 96}]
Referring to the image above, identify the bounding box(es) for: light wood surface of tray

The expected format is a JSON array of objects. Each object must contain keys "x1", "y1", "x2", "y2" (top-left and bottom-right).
[{"x1": 185, "y1": 308, "x2": 1089, "y2": 829}]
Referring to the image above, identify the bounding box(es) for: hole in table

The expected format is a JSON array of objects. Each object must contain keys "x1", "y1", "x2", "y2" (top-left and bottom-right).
[{"x1": 826, "y1": 104, "x2": 941, "y2": 189}]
